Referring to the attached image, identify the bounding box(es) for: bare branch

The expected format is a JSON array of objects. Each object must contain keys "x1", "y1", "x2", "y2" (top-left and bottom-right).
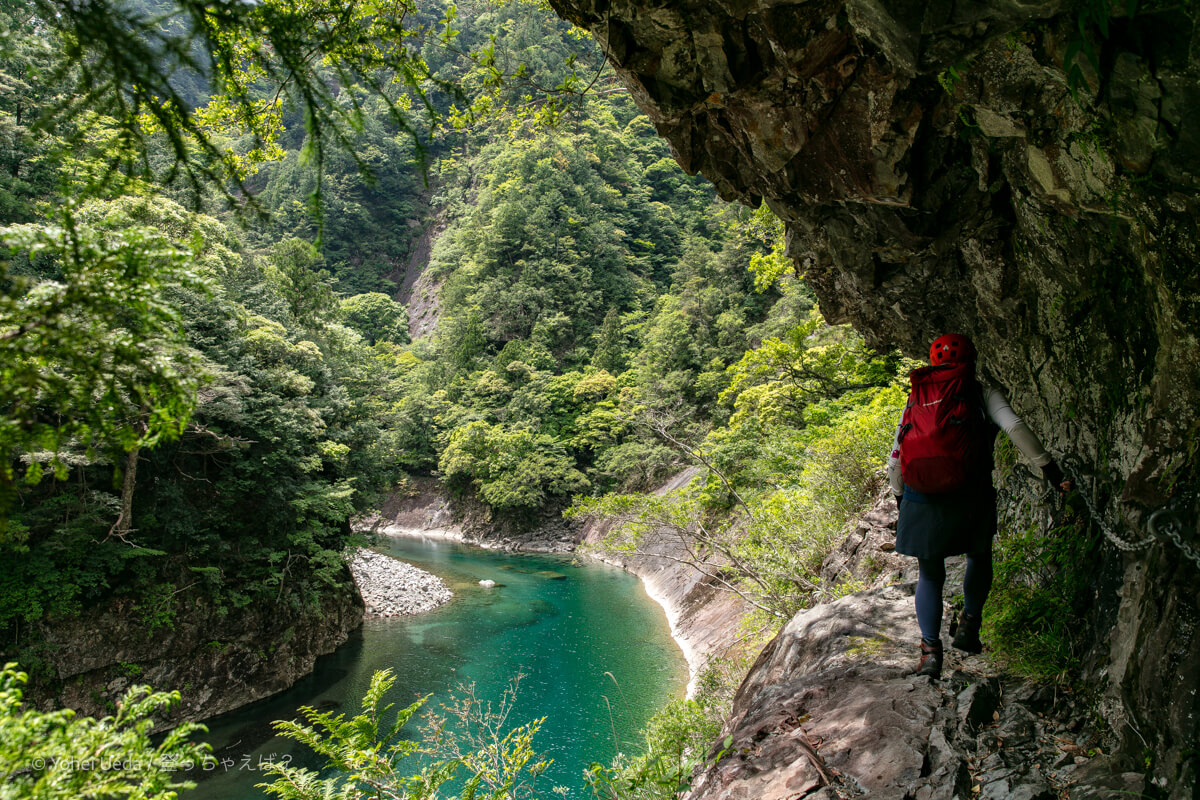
[
  {"x1": 622, "y1": 547, "x2": 785, "y2": 618},
  {"x1": 644, "y1": 415, "x2": 755, "y2": 521}
]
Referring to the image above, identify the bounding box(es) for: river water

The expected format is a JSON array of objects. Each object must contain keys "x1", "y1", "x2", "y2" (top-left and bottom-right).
[{"x1": 186, "y1": 534, "x2": 688, "y2": 798}]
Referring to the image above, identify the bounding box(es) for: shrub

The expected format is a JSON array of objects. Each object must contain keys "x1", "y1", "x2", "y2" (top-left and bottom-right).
[{"x1": 0, "y1": 663, "x2": 210, "y2": 800}]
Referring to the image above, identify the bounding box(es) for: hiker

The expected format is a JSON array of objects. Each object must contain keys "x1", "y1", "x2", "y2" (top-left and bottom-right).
[{"x1": 886, "y1": 333, "x2": 1070, "y2": 679}]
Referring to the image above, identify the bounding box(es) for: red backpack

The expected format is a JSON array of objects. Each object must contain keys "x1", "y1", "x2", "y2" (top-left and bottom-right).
[{"x1": 898, "y1": 362, "x2": 992, "y2": 494}]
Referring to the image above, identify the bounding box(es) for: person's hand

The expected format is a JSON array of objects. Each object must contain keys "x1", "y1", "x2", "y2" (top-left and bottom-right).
[{"x1": 1042, "y1": 460, "x2": 1073, "y2": 494}]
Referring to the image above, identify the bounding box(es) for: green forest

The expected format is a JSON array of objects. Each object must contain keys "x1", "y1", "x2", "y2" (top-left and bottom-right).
[{"x1": 0, "y1": 0, "x2": 943, "y2": 797}]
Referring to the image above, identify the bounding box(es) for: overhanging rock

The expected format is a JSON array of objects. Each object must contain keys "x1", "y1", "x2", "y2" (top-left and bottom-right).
[{"x1": 550, "y1": 1, "x2": 1200, "y2": 790}]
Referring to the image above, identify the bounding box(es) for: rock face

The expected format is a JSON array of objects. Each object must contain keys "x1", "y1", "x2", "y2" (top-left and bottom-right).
[
  {"x1": 688, "y1": 584, "x2": 1155, "y2": 800},
  {"x1": 363, "y1": 476, "x2": 581, "y2": 553},
  {"x1": 818, "y1": 492, "x2": 912, "y2": 591},
  {"x1": 348, "y1": 547, "x2": 452, "y2": 617},
  {"x1": 549, "y1": 0, "x2": 1199, "y2": 791},
  {"x1": 34, "y1": 572, "x2": 362, "y2": 724}
]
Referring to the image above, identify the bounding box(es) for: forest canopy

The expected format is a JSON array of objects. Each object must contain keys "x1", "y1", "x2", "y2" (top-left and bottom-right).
[{"x1": 0, "y1": 0, "x2": 906, "y2": 643}]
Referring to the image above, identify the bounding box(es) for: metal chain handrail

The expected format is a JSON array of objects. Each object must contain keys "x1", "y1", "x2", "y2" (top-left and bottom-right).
[
  {"x1": 1059, "y1": 455, "x2": 1158, "y2": 553},
  {"x1": 997, "y1": 455, "x2": 1200, "y2": 569},
  {"x1": 1149, "y1": 505, "x2": 1200, "y2": 568}
]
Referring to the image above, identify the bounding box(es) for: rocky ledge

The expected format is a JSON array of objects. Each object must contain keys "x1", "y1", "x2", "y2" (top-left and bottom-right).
[
  {"x1": 348, "y1": 548, "x2": 452, "y2": 617},
  {"x1": 687, "y1": 583, "x2": 1155, "y2": 800}
]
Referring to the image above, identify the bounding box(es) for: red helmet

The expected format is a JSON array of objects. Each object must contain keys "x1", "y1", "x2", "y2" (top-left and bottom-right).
[{"x1": 929, "y1": 333, "x2": 976, "y2": 366}]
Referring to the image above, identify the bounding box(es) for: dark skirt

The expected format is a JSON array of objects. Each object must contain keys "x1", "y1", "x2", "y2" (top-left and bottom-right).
[{"x1": 895, "y1": 483, "x2": 997, "y2": 559}]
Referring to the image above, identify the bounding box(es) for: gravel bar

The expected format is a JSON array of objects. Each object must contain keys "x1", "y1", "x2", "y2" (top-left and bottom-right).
[{"x1": 348, "y1": 548, "x2": 452, "y2": 617}]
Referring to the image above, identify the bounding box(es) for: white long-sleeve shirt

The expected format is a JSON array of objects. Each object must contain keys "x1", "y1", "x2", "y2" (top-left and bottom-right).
[{"x1": 886, "y1": 383, "x2": 1051, "y2": 496}]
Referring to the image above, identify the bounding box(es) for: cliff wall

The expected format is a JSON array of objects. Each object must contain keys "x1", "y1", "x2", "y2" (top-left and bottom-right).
[
  {"x1": 548, "y1": 0, "x2": 1199, "y2": 793},
  {"x1": 29, "y1": 572, "x2": 362, "y2": 725}
]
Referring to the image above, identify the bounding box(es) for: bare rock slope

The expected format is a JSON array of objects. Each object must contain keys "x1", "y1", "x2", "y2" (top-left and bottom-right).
[{"x1": 690, "y1": 583, "x2": 1153, "y2": 800}]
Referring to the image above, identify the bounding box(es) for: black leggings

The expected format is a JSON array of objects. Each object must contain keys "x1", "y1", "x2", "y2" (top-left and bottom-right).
[{"x1": 915, "y1": 552, "x2": 993, "y2": 643}]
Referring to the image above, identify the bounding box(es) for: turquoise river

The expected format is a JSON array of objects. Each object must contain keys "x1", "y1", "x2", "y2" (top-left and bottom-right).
[{"x1": 187, "y1": 534, "x2": 689, "y2": 798}]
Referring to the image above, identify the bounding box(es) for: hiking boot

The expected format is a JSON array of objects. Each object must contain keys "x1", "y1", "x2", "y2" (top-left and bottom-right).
[
  {"x1": 914, "y1": 639, "x2": 943, "y2": 678},
  {"x1": 952, "y1": 611, "x2": 983, "y2": 654}
]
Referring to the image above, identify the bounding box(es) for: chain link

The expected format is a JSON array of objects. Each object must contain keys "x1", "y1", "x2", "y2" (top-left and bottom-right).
[
  {"x1": 1060, "y1": 454, "x2": 1158, "y2": 552},
  {"x1": 998, "y1": 455, "x2": 1200, "y2": 569},
  {"x1": 1149, "y1": 506, "x2": 1200, "y2": 569}
]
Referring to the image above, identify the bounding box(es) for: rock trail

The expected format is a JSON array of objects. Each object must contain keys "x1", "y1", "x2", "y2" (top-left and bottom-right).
[
  {"x1": 685, "y1": 492, "x2": 1154, "y2": 800},
  {"x1": 686, "y1": 583, "x2": 1153, "y2": 800}
]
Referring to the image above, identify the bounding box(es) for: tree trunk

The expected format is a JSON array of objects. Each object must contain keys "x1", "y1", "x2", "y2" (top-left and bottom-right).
[{"x1": 110, "y1": 443, "x2": 140, "y2": 540}]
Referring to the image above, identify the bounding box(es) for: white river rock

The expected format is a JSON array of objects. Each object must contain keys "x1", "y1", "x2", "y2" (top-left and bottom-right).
[{"x1": 348, "y1": 548, "x2": 452, "y2": 618}]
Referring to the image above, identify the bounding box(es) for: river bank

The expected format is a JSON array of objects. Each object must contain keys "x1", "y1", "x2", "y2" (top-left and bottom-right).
[
  {"x1": 188, "y1": 533, "x2": 686, "y2": 800},
  {"x1": 359, "y1": 477, "x2": 578, "y2": 554},
  {"x1": 576, "y1": 469, "x2": 752, "y2": 696},
  {"x1": 27, "y1": 573, "x2": 363, "y2": 725},
  {"x1": 360, "y1": 472, "x2": 753, "y2": 694}
]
